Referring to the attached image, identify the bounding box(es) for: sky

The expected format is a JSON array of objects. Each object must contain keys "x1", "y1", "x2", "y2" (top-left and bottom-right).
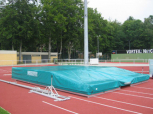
[{"x1": 87, "y1": 0, "x2": 153, "y2": 23}]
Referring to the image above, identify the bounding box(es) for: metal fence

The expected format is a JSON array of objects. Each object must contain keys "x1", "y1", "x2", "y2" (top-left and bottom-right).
[
  {"x1": 55, "y1": 59, "x2": 85, "y2": 65},
  {"x1": 0, "y1": 59, "x2": 54, "y2": 66},
  {"x1": 109, "y1": 59, "x2": 149, "y2": 63},
  {"x1": 0, "y1": 59, "x2": 150, "y2": 66},
  {"x1": 0, "y1": 59, "x2": 150, "y2": 74}
]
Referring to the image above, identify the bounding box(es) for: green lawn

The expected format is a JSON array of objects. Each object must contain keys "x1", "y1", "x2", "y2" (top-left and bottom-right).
[{"x1": 0, "y1": 107, "x2": 10, "y2": 114}]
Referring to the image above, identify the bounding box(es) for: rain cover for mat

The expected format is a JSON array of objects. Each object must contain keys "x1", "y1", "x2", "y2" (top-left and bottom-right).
[{"x1": 12, "y1": 66, "x2": 149, "y2": 95}]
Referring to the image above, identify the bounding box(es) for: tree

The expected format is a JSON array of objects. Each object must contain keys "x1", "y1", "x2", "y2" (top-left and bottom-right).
[
  {"x1": 141, "y1": 15, "x2": 153, "y2": 49},
  {"x1": 122, "y1": 16, "x2": 143, "y2": 49},
  {"x1": 109, "y1": 20, "x2": 125, "y2": 50},
  {"x1": 63, "y1": 0, "x2": 84, "y2": 59},
  {"x1": 40, "y1": 0, "x2": 63, "y2": 61},
  {"x1": 0, "y1": 0, "x2": 39, "y2": 61},
  {"x1": 88, "y1": 8, "x2": 107, "y2": 55},
  {"x1": 51, "y1": 0, "x2": 84, "y2": 59}
]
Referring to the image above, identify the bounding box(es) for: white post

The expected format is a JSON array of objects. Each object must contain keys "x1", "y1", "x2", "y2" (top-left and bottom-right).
[
  {"x1": 84, "y1": 0, "x2": 88, "y2": 65},
  {"x1": 51, "y1": 75, "x2": 53, "y2": 86},
  {"x1": 142, "y1": 67, "x2": 143, "y2": 74}
]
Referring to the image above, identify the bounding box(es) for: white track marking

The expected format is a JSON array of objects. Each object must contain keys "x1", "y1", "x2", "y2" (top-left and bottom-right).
[
  {"x1": 114, "y1": 92, "x2": 153, "y2": 100},
  {"x1": 3, "y1": 74, "x2": 11, "y2": 75},
  {"x1": 70, "y1": 96, "x2": 142, "y2": 114},
  {"x1": 95, "y1": 96, "x2": 153, "y2": 110},
  {"x1": 121, "y1": 90, "x2": 153, "y2": 96},
  {"x1": 132, "y1": 86, "x2": 153, "y2": 90},
  {"x1": 42, "y1": 101, "x2": 78, "y2": 114}
]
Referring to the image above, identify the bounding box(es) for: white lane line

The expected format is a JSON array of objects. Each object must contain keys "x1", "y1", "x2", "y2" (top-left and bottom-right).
[
  {"x1": 70, "y1": 96, "x2": 142, "y2": 114},
  {"x1": 121, "y1": 90, "x2": 153, "y2": 96},
  {"x1": 114, "y1": 92, "x2": 153, "y2": 100},
  {"x1": 3, "y1": 74, "x2": 11, "y2": 75},
  {"x1": 42, "y1": 101, "x2": 78, "y2": 114},
  {"x1": 95, "y1": 97, "x2": 153, "y2": 110},
  {"x1": 132, "y1": 86, "x2": 153, "y2": 90}
]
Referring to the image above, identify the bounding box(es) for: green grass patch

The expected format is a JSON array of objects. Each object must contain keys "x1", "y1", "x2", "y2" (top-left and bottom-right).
[{"x1": 0, "y1": 107, "x2": 10, "y2": 114}]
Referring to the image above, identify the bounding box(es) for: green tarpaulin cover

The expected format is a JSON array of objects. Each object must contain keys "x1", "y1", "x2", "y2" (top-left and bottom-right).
[{"x1": 12, "y1": 66, "x2": 149, "y2": 95}]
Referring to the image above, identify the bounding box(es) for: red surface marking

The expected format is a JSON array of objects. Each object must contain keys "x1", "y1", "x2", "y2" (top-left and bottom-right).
[
  {"x1": 122, "y1": 86, "x2": 153, "y2": 94},
  {"x1": 55, "y1": 85, "x2": 153, "y2": 114},
  {"x1": 90, "y1": 95, "x2": 153, "y2": 114},
  {"x1": 117, "y1": 66, "x2": 149, "y2": 74},
  {"x1": 114, "y1": 90, "x2": 153, "y2": 99},
  {"x1": 0, "y1": 82, "x2": 73, "y2": 114},
  {"x1": 0, "y1": 81, "x2": 139, "y2": 114},
  {"x1": 97, "y1": 87, "x2": 153, "y2": 108},
  {"x1": 132, "y1": 82, "x2": 153, "y2": 88}
]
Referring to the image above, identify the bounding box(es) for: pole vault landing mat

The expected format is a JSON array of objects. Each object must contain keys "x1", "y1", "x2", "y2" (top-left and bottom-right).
[{"x1": 12, "y1": 66, "x2": 149, "y2": 95}]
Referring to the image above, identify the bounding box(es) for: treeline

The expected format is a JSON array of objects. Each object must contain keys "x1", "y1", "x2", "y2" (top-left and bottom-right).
[{"x1": 0, "y1": 0, "x2": 153, "y2": 60}]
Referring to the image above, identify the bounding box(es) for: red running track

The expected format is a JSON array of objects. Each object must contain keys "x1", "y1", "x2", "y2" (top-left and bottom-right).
[
  {"x1": 117, "y1": 66, "x2": 149, "y2": 74},
  {"x1": 0, "y1": 65, "x2": 153, "y2": 114}
]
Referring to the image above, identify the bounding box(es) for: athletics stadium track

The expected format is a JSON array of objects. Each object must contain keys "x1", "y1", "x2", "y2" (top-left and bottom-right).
[{"x1": 0, "y1": 63, "x2": 153, "y2": 114}]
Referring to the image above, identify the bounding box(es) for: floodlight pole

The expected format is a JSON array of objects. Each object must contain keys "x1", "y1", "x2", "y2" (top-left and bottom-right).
[{"x1": 84, "y1": 0, "x2": 88, "y2": 65}]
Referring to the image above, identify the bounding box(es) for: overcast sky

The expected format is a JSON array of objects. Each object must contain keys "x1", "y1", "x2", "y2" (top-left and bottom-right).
[{"x1": 87, "y1": 0, "x2": 153, "y2": 23}]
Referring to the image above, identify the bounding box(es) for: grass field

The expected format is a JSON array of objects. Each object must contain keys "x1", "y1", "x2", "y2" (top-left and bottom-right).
[{"x1": 0, "y1": 107, "x2": 10, "y2": 114}]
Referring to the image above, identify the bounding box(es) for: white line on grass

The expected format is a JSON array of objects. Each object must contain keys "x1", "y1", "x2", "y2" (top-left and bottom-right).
[
  {"x1": 114, "y1": 92, "x2": 153, "y2": 100},
  {"x1": 70, "y1": 96, "x2": 142, "y2": 114},
  {"x1": 42, "y1": 101, "x2": 78, "y2": 114},
  {"x1": 95, "y1": 96, "x2": 153, "y2": 110},
  {"x1": 132, "y1": 86, "x2": 153, "y2": 90},
  {"x1": 121, "y1": 90, "x2": 153, "y2": 96}
]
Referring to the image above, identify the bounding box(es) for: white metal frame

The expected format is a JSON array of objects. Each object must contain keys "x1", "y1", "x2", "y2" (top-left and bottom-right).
[{"x1": 0, "y1": 77, "x2": 70, "y2": 101}]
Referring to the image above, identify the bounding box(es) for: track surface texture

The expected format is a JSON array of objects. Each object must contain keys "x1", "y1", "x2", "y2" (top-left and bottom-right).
[{"x1": 0, "y1": 64, "x2": 153, "y2": 114}]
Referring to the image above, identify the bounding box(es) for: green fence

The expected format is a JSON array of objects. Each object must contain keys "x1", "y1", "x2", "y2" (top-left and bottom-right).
[{"x1": 111, "y1": 53, "x2": 153, "y2": 62}]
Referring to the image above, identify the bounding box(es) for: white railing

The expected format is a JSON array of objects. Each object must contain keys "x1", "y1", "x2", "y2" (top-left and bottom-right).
[
  {"x1": 55, "y1": 59, "x2": 85, "y2": 65},
  {"x1": 0, "y1": 59, "x2": 85, "y2": 66},
  {"x1": 0, "y1": 59, "x2": 150, "y2": 75},
  {"x1": 99, "y1": 59, "x2": 149, "y2": 63},
  {"x1": 0, "y1": 59, "x2": 55, "y2": 66},
  {"x1": 0, "y1": 59, "x2": 150, "y2": 66},
  {"x1": 56, "y1": 59, "x2": 149, "y2": 65},
  {"x1": 99, "y1": 60, "x2": 112, "y2": 63}
]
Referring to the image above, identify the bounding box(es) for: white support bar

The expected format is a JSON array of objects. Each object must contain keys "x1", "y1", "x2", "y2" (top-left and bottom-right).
[{"x1": 0, "y1": 79, "x2": 70, "y2": 101}]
